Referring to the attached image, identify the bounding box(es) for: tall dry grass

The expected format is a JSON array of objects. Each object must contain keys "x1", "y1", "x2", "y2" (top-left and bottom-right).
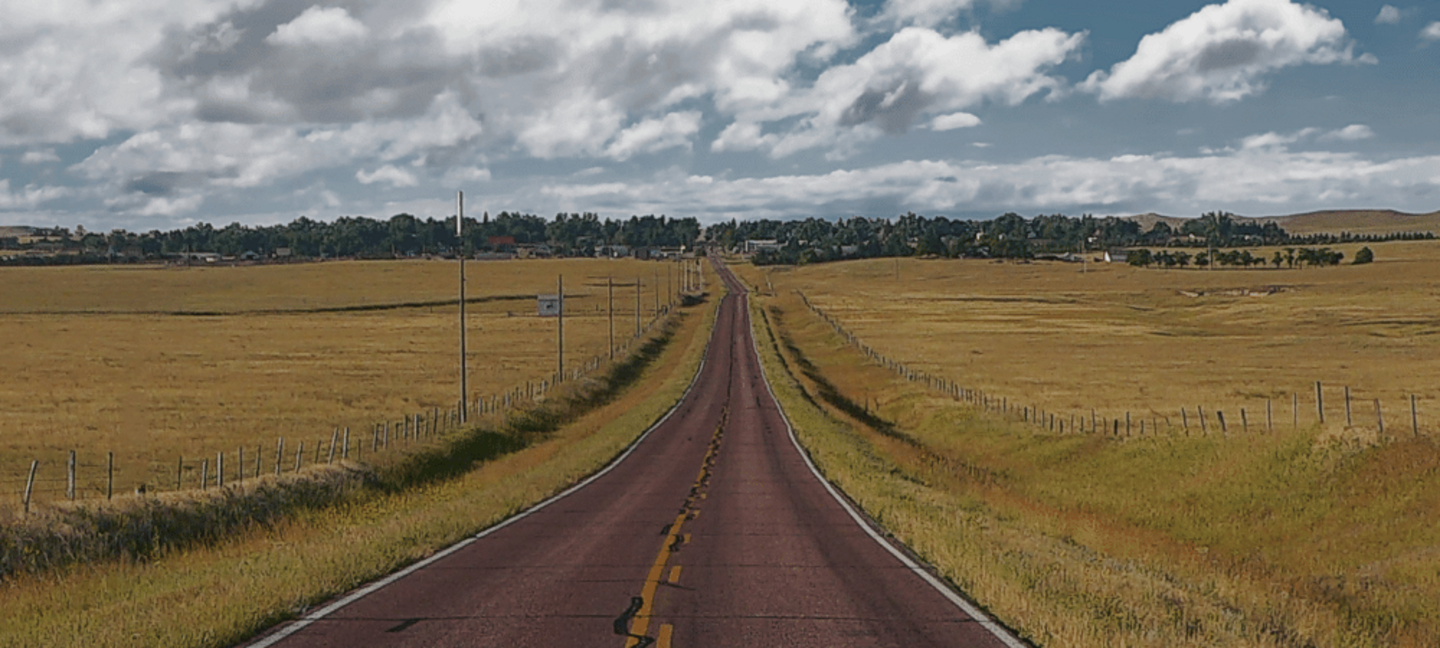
[
  {"x1": 740, "y1": 240, "x2": 1440, "y2": 445},
  {"x1": 747, "y1": 256, "x2": 1440, "y2": 647},
  {"x1": 0, "y1": 263, "x2": 720, "y2": 648},
  {"x1": 0, "y1": 258, "x2": 681, "y2": 509}
]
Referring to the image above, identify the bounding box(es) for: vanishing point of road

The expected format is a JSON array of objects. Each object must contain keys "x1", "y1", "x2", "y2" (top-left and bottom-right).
[{"x1": 244, "y1": 260, "x2": 1025, "y2": 648}]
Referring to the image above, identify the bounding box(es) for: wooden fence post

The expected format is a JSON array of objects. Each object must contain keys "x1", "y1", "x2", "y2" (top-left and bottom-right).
[
  {"x1": 67, "y1": 450, "x2": 76, "y2": 500},
  {"x1": 1293, "y1": 393, "x2": 1299, "y2": 429},
  {"x1": 237, "y1": 447, "x2": 244, "y2": 485},
  {"x1": 295, "y1": 441, "x2": 304, "y2": 472},
  {"x1": 327, "y1": 428, "x2": 339, "y2": 463},
  {"x1": 1316, "y1": 381, "x2": 1324, "y2": 423},
  {"x1": 1412, "y1": 395, "x2": 1420, "y2": 437},
  {"x1": 1241, "y1": 408, "x2": 1248, "y2": 433},
  {"x1": 1181, "y1": 408, "x2": 1188, "y2": 432},
  {"x1": 217, "y1": 451, "x2": 224, "y2": 489},
  {"x1": 201, "y1": 459, "x2": 209, "y2": 490},
  {"x1": 24, "y1": 460, "x2": 38, "y2": 515},
  {"x1": 1216, "y1": 410, "x2": 1227, "y2": 435},
  {"x1": 276, "y1": 438, "x2": 285, "y2": 476},
  {"x1": 177, "y1": 456, "x2": 183, "y2": 491},
  {"x1": 1266, "y1": 399, "x2": 1273, "y2": 432},
  {"x1": 1126, "y1": 412, "x2": 1131, "y2": 436},
  {"x1": 1375, "y1": 399, "x2": 1384, "y2": 435},
  {"x1": 343, "y1": 427, "x2": 350, "y2": 459},
  {"x1": 255, "y1": 445, "x2": 262, "y2": 479},
  {"x1": 107, "y1": 451, "x2": 114, "y2": 500},
  {"x1": 1198, "y1": 407, "x2": 1208, "y2": 434}
]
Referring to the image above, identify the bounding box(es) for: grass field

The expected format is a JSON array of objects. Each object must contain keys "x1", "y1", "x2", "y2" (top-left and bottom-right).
[
  {"x1": 0, "y1": 267, "x2": 720, "y2": 647},
  {"x1": 740, "y1": 240, "x2": 1440, "y2": 646},
  {"x1": 740, "y1": 240, "x2": 1440, "y2": 444},
  {"x1": 0, "y1": 258, "x2": 688, "y2": 511}
]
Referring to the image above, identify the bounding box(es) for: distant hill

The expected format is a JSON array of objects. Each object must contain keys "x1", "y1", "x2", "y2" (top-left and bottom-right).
[{"x1": 1125, "y1": 210, "x2": 1440, "y2": 236}]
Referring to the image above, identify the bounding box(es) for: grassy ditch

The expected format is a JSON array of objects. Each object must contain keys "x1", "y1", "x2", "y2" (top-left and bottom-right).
[
  {"x1": 749, "y1": 286, "x2": 1440, "y2": 647},
  {"x1": 0, "y1": 284, "x2": 720, "y2": 648}
]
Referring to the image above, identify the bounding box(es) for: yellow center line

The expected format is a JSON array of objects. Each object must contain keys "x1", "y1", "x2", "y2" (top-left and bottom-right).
[
  {"x1": 626, "y1": 511, "x2": 689, "y2": 648},
  {"x1": 623, "y1": 413, "x2": 726, "y2": 647}
]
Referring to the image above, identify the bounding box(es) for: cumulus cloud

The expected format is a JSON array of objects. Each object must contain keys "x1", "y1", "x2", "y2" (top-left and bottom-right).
[
  {"x1": 746, "y1": 26, "x2": 1083, "y2": 156},
  {"x1": 1423, "y1": 22, "x2": 1440, "y2": 42},
  {"x1": 540, "y1": 149, "x2": 1440, "y2": 221},
  {"x1": 356, "y1": 164, "x2": 418, "y2": 188},
  {"x1": 1375, "y1": 5, "x2": 1401, "y2": 25},
  {"x1": 1083, "y1": 0, "x2": 1364, "y2": 103},
  {"x1": 929, "y1": 112, "x2": 981, "y2": 130},
  {"x1": 0, "y1": 0, "x2": 234, "y2": 146},
  {"x1": 1320, "y1": 124, "x2": 1374, "y2": 141},
  {"x1": 0, "y1": 180, "x2": 69, "y2": 209},
  {"x1": 21, "y1": 149, "x2": 60, "y2": 164},
  {"x1": 267, "y1": 6, "x2": 368, "y2": 47},
  {"x1": 878, "y1": 0, "x2": 1010, "y2": 28},
  {"x1": 604, "y1": 111, "x2": 703, "y2": 160}
]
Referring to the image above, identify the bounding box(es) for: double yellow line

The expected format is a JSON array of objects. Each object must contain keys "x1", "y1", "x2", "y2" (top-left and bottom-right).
[{"x1": 621, "y1": 409, "x2": 726, "y2": 648}]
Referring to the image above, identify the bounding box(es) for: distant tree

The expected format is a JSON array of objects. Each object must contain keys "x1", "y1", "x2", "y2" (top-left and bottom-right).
[{"x1": 1353, "y1": 246, "x2": 1374, "y2": 265}]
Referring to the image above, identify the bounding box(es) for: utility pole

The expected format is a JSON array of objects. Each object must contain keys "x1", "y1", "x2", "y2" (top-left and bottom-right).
[
  {"x1": 557, "y1": 274, "x2": 564, "y2": 381},
  {"x1": 457, "y1": 191, "x2": 467, "y2": 423},
  {"x1": 607, "y1": 275, "x2": 614, "y2": 359},
  {"x1": 635, "y1": 274, "x2": 641, "y2": 337}
]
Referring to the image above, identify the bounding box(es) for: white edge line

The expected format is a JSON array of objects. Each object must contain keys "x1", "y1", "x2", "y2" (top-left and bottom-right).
[
  {"x1": 248, "y1": 315, "x2": 716, "y2": 648},
  {"x1": 741, "y1": 288, "x2": 1030, "y2": 648}
]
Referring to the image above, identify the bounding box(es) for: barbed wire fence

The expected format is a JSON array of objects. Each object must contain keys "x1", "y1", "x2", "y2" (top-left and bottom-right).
[{"x1": 794, "y1": 290, "x2": 1428, "y2": 443}]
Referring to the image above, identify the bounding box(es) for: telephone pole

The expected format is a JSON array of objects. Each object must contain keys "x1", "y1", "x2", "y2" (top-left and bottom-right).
[
  {"x1": 457, "y1": 191, "x2": 468, "y2": 423},
  {"x1": 557, "y1": 275, "x2": 564, "y2": 380},
  {"x1": 607, "y1": 275, "x2": 614, "y2": 359}
]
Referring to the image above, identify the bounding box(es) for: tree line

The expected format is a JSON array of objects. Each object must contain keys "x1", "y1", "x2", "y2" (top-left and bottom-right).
[
  {"x1": 1125, "y1": 246, "x2": 1366, "y2": 269},
  {"x1": 0, "y1": 213, "x2": 701, "y2": 264},
  {"x1": 723, "y1": 211, "x2": 1430, "y2": 266}
]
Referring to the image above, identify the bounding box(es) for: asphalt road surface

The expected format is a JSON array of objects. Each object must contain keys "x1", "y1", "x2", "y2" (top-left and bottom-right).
[{"x1": 244, "y1": 260, "x2": 1024, "y2": 648}]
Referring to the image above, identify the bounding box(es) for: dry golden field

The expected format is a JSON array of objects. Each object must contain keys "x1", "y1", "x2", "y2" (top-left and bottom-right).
[
  {"x1": 741, "y1": 240, "x2": 1440, "y2": 442},
  {"x1": 0, "y1": 258, "x2": 690, "y2": 510}
]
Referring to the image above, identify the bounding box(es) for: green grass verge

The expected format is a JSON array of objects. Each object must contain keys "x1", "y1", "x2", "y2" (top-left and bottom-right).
[{"x1": 0, "y1": 290, "x2": 720, "y2": 648}]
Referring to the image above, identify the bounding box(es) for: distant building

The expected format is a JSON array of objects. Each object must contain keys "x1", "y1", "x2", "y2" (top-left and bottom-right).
[{"x1": 744, "y1": 239, "x2": 780, "y2": 254}]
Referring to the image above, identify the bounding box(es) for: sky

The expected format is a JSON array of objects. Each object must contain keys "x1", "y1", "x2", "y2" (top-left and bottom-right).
[{"x1": 2, "y1": 0, "x2": 1439, "y2": 231}]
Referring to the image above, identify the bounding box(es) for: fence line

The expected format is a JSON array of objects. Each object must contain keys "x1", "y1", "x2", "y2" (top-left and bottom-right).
[{"x1": 793, "y1": 290, "x2": 1429, "y2": 444}]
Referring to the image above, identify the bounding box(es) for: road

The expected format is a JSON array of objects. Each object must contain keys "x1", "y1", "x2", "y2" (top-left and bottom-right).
[{"x1": 245, "y1": 260, "x2": 1023, "y2": 648}]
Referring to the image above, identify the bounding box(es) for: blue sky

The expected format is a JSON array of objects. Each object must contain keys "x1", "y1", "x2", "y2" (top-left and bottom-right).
[{"x1": 1, "y1": 0, "x2": 1438, "y2": 231}]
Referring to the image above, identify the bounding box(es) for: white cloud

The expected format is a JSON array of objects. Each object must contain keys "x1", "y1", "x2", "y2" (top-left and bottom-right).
[
  {"x1": 930, "y1": 112, "x2": 981, "y2": 130},
  {"x1": 1422, "y1": 22, "x2": 1440, "y2": 42},
  {"x1": 748, "y1": 26, "x2": 1083, "y2": 156},
  {"x1": 539, "y1": 149, "x2": 1440, "y2": 222},
  {"x1": 1083, "y1": 0, "x2": 1362, "y2": 103},
  {"x1": 356, "y1": 164, "x2": 418, "y2": 188},
  {"x1": 0, "y1": 0, "x2": 234, "y2": 146},
  {"x1": 879, "y1": 0, "x2": 991, "y2": 28},
  {"x1": 268, "y1": 7, "x2": 369, "y2": 47},
  {"x1": 604, "y1": 112, "x2": 703, "y2": 160},
  {"x1": 21, "y1": 149, "x2": 60, "y2": 164},
  {"x1": 1320, "y1": 124, "x2": 1374, "y2": 141},
  {"x1": 0, "y1": 179, "x2": 69, "y2": 209},
  {"x1": 1375, "y1": 5, "x2": 1401, "y2": 25},
  {"x1": 443, "y1": 166, "x2": 492, "y2": 185}
]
